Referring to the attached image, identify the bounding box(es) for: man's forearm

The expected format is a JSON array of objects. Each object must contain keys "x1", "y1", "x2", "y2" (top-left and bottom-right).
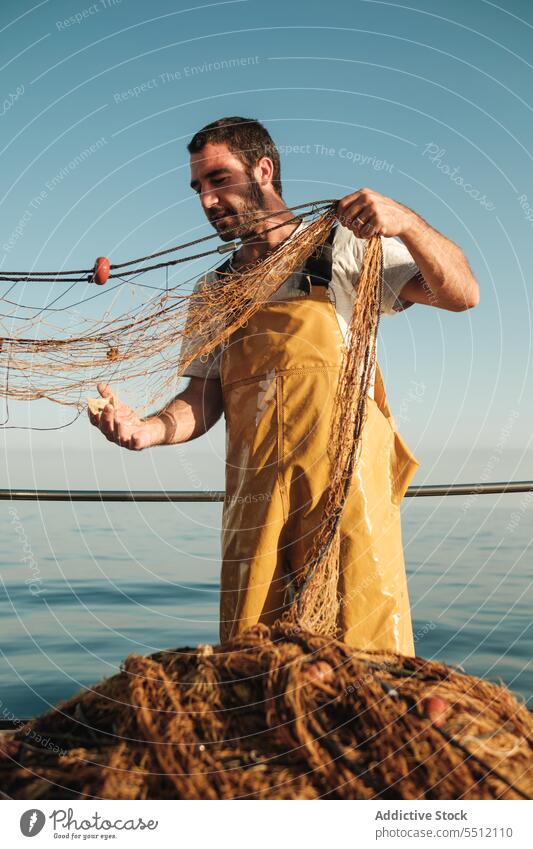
[
  {"x1": 142, "y1": 399, "x2": 204, "y2": 446},
  {"x1": 142, "y1": 378, "x2": 224, "y2": 447},
  {"x1": 399, "y1": 211, "x2": 479, "y2": 311}
]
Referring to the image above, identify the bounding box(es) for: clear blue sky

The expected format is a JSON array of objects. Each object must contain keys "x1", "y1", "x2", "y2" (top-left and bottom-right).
[{"x1": 1, "y1": 0, "x2": 532, "y2": 489}]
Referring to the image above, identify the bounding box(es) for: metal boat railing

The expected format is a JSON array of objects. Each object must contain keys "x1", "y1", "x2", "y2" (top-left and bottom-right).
[
  {"x1": 1, "y1": 479, "x2": 532, "y2": 728},
  {"x1": 1, "y1": 481, "x2": 532, "y2": 501}
]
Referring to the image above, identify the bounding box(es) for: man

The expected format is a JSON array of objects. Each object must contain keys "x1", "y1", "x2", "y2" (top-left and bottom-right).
[{"x1": 89, "y1": 117, "x2": 479, "y2": 655}]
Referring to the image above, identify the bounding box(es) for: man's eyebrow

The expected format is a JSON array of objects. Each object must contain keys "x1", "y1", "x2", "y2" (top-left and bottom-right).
[{"x1": 190, "y1": 168, "x2": 231, "y2": 190}]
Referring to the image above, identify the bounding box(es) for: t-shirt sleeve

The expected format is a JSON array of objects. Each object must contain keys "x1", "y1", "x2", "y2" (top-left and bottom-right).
[
  {"x1": 380, "y1": 235, "x2": 419, "y2": 316},
  {"x1": 331, "y1": 224, "x2": 419, "y2": 321},
  {"x1": 179, "y1": 272, "x2": 222, "y2": 379}
]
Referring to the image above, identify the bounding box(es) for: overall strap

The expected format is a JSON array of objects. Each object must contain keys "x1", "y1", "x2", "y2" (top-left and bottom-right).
[
  {"x1": 299, "y1": 222, "x2": 336, "y2": 288},
  {"x1": 215, "y1": 255, "x2": 232, "y2": 279}
]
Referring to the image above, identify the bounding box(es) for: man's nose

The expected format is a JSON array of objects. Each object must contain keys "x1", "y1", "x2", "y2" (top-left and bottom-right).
[{"x1": 200, "y1": 190, "x2": 219, "y2": 212}]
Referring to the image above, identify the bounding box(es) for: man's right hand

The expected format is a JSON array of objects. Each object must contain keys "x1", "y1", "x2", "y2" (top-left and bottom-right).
[{"x1": 88, "y1": 383, "x2": 163, "y2": 451}]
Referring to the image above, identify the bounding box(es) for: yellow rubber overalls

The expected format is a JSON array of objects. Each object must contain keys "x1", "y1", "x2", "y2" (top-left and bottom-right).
[{"x1": 218, "y1": 236, "x2": 419, "y2": 655}]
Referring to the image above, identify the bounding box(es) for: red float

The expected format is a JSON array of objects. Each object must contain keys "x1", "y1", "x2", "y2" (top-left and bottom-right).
[
  {"x1": 91, "y1": 256, "x2": 110, "y2": 285},
  {"x1": 421, "y1": 696, "x2": 449, "y2": 727}
]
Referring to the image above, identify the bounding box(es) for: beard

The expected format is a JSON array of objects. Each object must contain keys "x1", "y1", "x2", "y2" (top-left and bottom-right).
[{"x1": 208, "y1": 177, "x2": 268, "y2": 241}]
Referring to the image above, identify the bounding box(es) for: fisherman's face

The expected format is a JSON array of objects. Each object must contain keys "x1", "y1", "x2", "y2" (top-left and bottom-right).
[{"x1": 190, "y1": 142, "x2": 268, "y2": 241}]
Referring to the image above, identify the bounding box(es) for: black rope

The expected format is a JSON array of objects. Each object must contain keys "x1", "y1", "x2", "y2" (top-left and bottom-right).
[
  {"x1": 109, "y1": 199, "x2": 337, "y2": 270},
  {"x1": 105, "y1": 208, "x2": 329, "y2": 279},
  {"x1": 0, "y1": 199, "x2": 338, "y2": 284}
]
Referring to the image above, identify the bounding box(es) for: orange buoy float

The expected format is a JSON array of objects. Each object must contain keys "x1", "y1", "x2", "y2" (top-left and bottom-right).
[
  {"x1": 90, "y1": 256, "x2": 110, "y2": 285},
  {"x1": 420, "y1": 696, "x2": 449, "y2": 727}
]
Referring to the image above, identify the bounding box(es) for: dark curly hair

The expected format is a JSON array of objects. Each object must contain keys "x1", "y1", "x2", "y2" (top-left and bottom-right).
[{"x1": 187, "y1": 116, "x2": 282, "y2": 197}]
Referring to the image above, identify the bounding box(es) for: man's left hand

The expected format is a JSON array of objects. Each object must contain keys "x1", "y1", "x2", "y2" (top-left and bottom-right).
[{"x1": 336, "y1": 188, "x2": 414, "y2": 239}]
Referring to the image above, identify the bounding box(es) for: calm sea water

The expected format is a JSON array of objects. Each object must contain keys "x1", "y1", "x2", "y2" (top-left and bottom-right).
[{"x1": 1, "y1": 495, "x2": 531, "y2": 718}]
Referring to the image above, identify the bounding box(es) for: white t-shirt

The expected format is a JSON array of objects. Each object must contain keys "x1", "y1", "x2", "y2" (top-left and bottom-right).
[{"x1": 182, "y1": 221, "x2": 419, "y2": 386}]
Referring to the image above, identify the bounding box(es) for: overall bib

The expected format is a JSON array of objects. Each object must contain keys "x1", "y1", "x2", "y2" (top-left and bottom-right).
[{"x1": 218, "y1": 244, "x2": 419, "y2": 655}]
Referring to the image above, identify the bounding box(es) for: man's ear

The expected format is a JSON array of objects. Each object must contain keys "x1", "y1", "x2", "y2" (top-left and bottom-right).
[{"x1": 255, "y1": 156, "x2": 274, "y2": 188}]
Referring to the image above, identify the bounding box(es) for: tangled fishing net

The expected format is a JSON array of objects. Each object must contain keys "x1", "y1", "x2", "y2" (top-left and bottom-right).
[
  {"x1": 2, "y1": 203, "x2": 531, "y2": 800},
  {"x1": 0, "y1": 205, "x2": 336, "y2": 409},
  {"x1": 1, "y1": 623, "x2": 532, "y2": 800}
]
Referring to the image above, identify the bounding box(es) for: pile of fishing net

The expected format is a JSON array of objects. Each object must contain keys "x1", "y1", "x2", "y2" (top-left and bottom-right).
[{"x1": 1, "y1": 622, "x2": 531, "y2": 800}]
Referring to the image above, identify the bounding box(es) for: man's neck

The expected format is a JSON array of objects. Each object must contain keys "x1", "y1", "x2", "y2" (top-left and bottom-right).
[{"x1": 233, "y1": 206, "x2": 301, "y2": 268}]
